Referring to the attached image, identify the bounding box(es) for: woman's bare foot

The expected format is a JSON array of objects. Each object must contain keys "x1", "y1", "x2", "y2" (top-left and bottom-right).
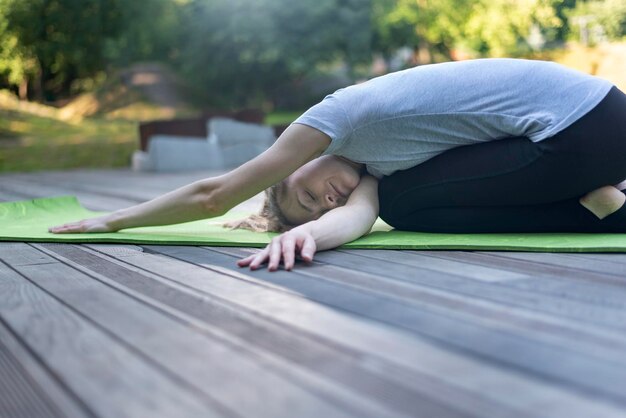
[{"x1": 579, "y1": 185, "x2": 626, "y2": 220}]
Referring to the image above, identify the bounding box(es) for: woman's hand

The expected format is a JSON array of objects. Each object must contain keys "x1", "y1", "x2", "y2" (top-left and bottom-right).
[
  {"x1": 237, "y1": 175, "x2": 379, "y2": 272},
  {"x1": 48, "y1": 215, "x2": 117, "y2": 234},
  {"x1": 237, "y1": 228, "x2": 317, "y2": 271}
]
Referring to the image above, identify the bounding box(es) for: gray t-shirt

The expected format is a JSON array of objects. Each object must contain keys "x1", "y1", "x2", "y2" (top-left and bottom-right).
[{"x1": 293, "y1": 58, "x2": 613, "y2": 178}]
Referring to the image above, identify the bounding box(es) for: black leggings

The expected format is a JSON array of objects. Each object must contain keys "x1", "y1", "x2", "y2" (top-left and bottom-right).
[{"x1": 378, "y1": 86, "x2": 626, "y2": 233}]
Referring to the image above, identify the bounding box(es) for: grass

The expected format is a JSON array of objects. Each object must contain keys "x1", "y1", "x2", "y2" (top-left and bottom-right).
[
  {"x1": 0, "y1": 106, "x2": 301, "y2": 173},
  {"x1": 0, "y1": 109, "x2": 137, "y2": 172},
  {"x1": 265, "y1": 110, "x2": 302, "y2": 126}
]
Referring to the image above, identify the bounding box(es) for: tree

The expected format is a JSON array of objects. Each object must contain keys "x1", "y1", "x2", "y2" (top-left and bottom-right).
[
  {"x1": 464, "y1": 0, "x2": 562, "y2": 57},
  {"x1": 372, "y1": 0, "x2": 563, "y2": 60},
  {"x1": 568, "y1": 0, "x2": 626, "y2": 44},
  {"x1": 371, "y1": 0, "x2": 474, "y2": 63},
  {"x1": 103, "y1": 0, "x2": 184, "y2": 68},
  {"x1": 0, "y1": 0, "x2": 131, "y2": 100},
  {"x1": 176, "y1": 0, "x2": 372, "y2": 107},
  {"x1": 0, "y1": 1, "x2": 35, "y2": 99},
  {"x1": 0, "y1": 0, "x2": 182, "y2": 101}
]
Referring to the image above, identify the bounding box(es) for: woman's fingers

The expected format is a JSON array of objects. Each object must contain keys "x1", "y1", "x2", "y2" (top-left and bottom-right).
[
  {"x1": 49, "y1": 216, "x2": 113, "y2": 234},
  {"x1": 249, "y1": 247, "x2": 270, "y2": 270},
  {"x1": 267, "y1": 238, "x2": 284, "y2": 271},
  {"x1": 239, "y1": 238, "x2": 296, "y2": 271},
  {"x1": 49, "y1": 221, "x2": 85, "y2": 233},
  {"x1": 281, "y1": 236, "x2": 297, "y2": 271},
  {"x1": 239, "y1": 231, "x2": 315, "y2": 271},
  {"x1": 236, "y1": 253, "x2": 257, "y2": 267},
  {"x1": 300, "y1": 235, "x2": 317, "y2": 263}
]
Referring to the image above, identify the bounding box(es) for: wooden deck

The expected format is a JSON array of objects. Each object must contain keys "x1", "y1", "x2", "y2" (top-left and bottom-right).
[{"x1": 1, "y1": 168, "x2": 626, "y2": 418}]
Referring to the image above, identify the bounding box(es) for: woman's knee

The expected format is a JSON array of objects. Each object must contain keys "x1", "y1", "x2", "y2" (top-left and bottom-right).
[
  {"x1": 378, "y1": 176, "x2": 441, "y2": 228},
  {"x1": 378, "y1": 177, "x2": 404, "y2": 226},
  {"x1": 378, "y1": 195, "x2": 446, "y2": 231}
]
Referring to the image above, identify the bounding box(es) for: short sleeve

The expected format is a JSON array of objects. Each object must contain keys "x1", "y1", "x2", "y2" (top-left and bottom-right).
[{"x1": 291, "y1": 93, "x2": 353, "y2": 155}]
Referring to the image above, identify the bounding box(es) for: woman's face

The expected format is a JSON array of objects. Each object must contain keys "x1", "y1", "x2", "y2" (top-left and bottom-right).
[{"x1": 278, "y1": 155, "x2": 362, "y2": 225}]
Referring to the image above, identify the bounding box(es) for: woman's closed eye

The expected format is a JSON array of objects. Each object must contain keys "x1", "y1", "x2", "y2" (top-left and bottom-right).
[{"x1": 305, "y1": 189, "x2": 329, "y2": 218}]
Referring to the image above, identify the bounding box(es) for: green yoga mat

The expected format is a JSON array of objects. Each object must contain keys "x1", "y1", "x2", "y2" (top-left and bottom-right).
[{"x1": 2, "y1": 195, "x2": 626, "y2": 252}]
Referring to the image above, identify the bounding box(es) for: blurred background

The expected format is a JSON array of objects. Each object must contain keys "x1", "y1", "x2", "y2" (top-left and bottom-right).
[{"x1": 1, "y1": 0, "x2": 625, "y2": 173}]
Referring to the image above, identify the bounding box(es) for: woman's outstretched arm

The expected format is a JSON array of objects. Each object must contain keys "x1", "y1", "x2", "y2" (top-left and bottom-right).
[
  {"x1": 238, "y1": 175, "x2": 379, "y2": 271},
  {"x1": 49, "y1": 124, "x2": 330, "y2": 234}
]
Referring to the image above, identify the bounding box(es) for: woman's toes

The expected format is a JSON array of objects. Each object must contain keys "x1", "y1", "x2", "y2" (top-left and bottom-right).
[
  {"x1": 614, "y1": 180, "x2": 626, "y2": 191},
  {"x1": 580, "y1": 185, "x2": 626, "y2": 220}
]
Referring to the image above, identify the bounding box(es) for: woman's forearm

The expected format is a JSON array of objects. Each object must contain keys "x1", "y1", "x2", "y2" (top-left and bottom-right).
[
  {"x1": 106, "y1": 179, "x2": 213, "y2": 230},
  {"x1": 295, "y1": 176, "x2": 380, "y2": 250},
  {"x1": 298, "y1": 205, "x2": 378, "y2": 251}
]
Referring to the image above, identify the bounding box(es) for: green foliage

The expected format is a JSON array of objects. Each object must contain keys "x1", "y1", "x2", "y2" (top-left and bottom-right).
[
  {"x1": 0, "y1": 0, "x2": 181, "y2": 100},
  {"x1": 373, "y1": 0, "x2": 473, "y2": 58},
  {"x1": 176, "y1": 0, "x2": 371, "y2": 107},
  {"x1": 372, "y1": 0, "x2": 565, "y2": 59},
  {"x1": 0, "y1": 0, "x2": 616, "y2": 109},
  {"x1": 0, "y1": 0, "x2": 34, "y2": 87},
  {"x1": 0, "y1": 108, "x2": 136, "y2": 172},
  {"x1": 464, "y1": 0, "x2": 562, "y2": 57},
  {"x1": 1, "y1": 0, "x2": 130, "y2": 99},
  {"x1": 0, "y1": 0, "x2": 374, "y2": 107},
  {"x1": 568, "y1": 0, "x2": 626, "y2": 43},
  {"x1": 103, "y1": 0, "x2": 184, "y2": 67}
]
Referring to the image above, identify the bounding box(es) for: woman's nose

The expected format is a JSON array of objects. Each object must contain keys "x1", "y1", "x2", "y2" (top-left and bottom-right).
[
  {"x1": 326, "y1": 192, "x2": 348, "y2": 209},
  {"x1": 324, "y1": 193, "x2": 337, "y2": 208}
]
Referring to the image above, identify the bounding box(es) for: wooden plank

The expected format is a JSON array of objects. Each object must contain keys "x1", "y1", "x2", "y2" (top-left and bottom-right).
[
  {"x1": 0, "y1": 341, "x2": 58, "y2": 418},
  {"x1": 0, "y1": 256, "x2": 225, "y2": 418},
  {"x1": 0, "y1": 319, "x2": 88, "y2": 418},
  {"x1": 147, "y1": 245, "x2": 626, "y2": 409},
  {"x1": 1, "y1": 169, "x2": 198, "y2": 202},
  {"x1": 401, "y1": 251, "x2": 626, "y2": 310},
  {"x1": 24, "y1": 243, "x2": 400, "y2": 418},
  {"x1": 418, "y1": 251, "x2": 626, "y2": 287},
  {"x1": 5, "y1": 169, "x2": 221, "y2": 194},
  {"x1": 6, "y1": 174, "x2": 153, "y2": 202},
  {"x1": 564, "y1": 253, "x2": 626, "y2": 263},
  {"x1": 0, "y1": 170, "x2": 263, "y2": 213},
  {"x1": 26, "y1": 169, "x2": 203, "y2": 191},
  {"x1": 338, "y1": 249, "x2": 528, "y2": 282},
  {"x1": 88, "y1": 243, "x2": 626, "y2": 417},
  {"x1": 0, "y1": 243, "x2": 57, "y2": 267},
  {"x1": 304, "y1": 249, "x2": 626, "y2": 332},
  {"x1": 478, "y1": 251, "x2": 626, "y2": 278},
  {"x1": 0, "y1": 188, "x2": 35, "y2": 202},
  {"x1": 220, "y1": 247, "x2": 626, "y2": 351},
  {"x1": 45, "y1": 243, "x2": 467, "y2": 418},
  {"x1": 0, "y1": 179, "x2": 136, "y2": 211},
  {"x1": 218, "y1": 245, "x2": 626, "y2": 397},
  {"x1": 339, "y1": 249, "x2": 626, "y2": 320},
  {"x1": 80, "y1": 244, "x2": 511, "y2": 418}
]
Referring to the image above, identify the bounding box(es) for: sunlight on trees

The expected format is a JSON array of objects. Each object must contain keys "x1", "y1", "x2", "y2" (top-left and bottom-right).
[
  {"x1": 0, "y1": 0, "x2": 624, "y2": 107},
  {"x1": 464, "y1": 0, "x2": 561, "y2": 57}
]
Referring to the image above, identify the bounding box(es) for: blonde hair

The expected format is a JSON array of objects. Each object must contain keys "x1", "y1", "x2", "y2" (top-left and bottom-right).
[{"x1": 222, "y1": 181, "x2": 294, "y2": 233}]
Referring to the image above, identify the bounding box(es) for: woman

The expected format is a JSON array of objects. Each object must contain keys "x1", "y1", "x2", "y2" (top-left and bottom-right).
[{"x1": 49, "y1": 58, "x2": 626, "y2": 271}]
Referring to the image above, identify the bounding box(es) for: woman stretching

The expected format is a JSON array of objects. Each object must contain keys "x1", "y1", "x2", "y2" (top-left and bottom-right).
[{"x1": 49, "y1": 58, "x2": 626, "y2": 271}]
